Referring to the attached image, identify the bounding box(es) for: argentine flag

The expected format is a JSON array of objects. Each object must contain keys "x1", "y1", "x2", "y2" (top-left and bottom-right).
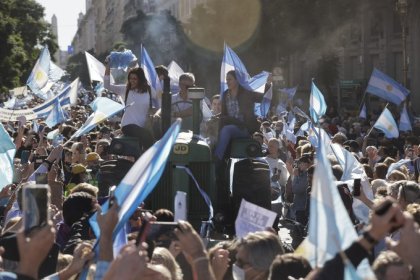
[
  {"x1": 45, "y1": 97, "x2": 67, "y2": 128},
  {"x1": 89, "y1": 119, "x2": 181, "y2": 241},
  {"x1": 296, "y1": 131, "x2": 374, "y2": 278},
  {"x1": 141, "y1": 46, "x2": 161, "y2": 107},
  {"x1": 309, "y1": 80, "x2": 327, "y2": 123},
  {"x1": 27, "y1": 45, "x2": 64, "y2": 100},
  {"x1": 366, "y1": 68, "x2": 409, "y2": 105},
  {"x1": 220, "y1": 44, "x2": 269, "y2": 97},
  {"x1": 373, "y1": 108, "x2": 399, "y2": 138},
  {"x1": 399, "y1": 104, "x2": 412, "y2": 132},
  {"x1": 72, "y1": 97, "x2": 124, "y2": 139},
  {"x1": 33, "y1": 78, "x2": 79, "y2": 120},
  {"x1": 109, "y1": 49, "x2": 137, "y2": 71}
]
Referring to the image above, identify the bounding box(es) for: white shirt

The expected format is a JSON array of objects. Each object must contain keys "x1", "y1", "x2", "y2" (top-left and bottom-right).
[
  {"x1": 171, "y1": 92, "x2": 192, "y2": 112},
  {"x1": 104, "y1": 75, "x2": 155, "y2": 127},
  {"x1": 264, "y1": 156, "x2": 289, "y2": 188}
]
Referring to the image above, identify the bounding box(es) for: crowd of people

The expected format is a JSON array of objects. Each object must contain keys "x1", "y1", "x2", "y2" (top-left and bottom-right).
[{"x1": 0, "y1": 60, "x2": 419, "y2": 280}]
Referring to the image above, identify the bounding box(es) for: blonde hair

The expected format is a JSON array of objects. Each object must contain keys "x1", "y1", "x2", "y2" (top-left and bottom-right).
[{"x1": 152, "y1": 247, "x2": 183, "y2": 280}]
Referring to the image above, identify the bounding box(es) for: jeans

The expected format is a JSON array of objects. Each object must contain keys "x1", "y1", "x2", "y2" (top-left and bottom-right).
[{"x1": 214, "y1": 124, "x2": 249, "y2": 160}]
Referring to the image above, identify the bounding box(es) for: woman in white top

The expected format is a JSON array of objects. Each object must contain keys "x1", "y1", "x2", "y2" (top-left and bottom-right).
[{"x1": 104, "y1": 65, "x2": 155, "y2": 151}]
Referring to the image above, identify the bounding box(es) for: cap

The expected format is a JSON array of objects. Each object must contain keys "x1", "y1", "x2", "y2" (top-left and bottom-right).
[
  {"x1": 86, "y1": 152, "x2": 100, "y2": 162},
  {"x1": 72, "y1": 164, "x2": 87, "y2": 175}
]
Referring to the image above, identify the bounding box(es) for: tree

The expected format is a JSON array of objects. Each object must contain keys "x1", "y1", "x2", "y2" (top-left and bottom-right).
[{"x1": 0, "y1": 0, "x2": 58, "y2": 94}]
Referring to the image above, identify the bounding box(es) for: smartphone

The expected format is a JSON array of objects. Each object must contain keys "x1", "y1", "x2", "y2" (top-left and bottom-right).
[
  {"x1": 147, "y1": 221, "x2": 178, "y2": 242},
  {"x1": 353, "y1": 178, "x2": 361, "y2": 196},
  {"x1": 35, "y1": 173, "x2": 48, "y2": 184},
  {"x1": 22, "y1": 184, "x2": 50, "y2": 234},
  {"x1": 21, "y1": 150, "x2": 30, "y2": 164}
]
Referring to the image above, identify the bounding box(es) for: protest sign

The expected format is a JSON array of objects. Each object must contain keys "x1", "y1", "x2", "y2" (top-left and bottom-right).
[{"x1": 235, "y1": 199, "x2": 277, "y2": 238}]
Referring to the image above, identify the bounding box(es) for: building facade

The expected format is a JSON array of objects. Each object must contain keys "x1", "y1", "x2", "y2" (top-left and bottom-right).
[{"x1": 287, "y1": 0, "x2": 420, "y2": 111}]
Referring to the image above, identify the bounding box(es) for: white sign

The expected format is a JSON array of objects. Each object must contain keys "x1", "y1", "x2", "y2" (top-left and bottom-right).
[
  {"x1": 174, "y1": 191, "x2": 187, "y2": 222},
  {"x1": 235, "y1": 199, "x2": 277, "y2": 238}
]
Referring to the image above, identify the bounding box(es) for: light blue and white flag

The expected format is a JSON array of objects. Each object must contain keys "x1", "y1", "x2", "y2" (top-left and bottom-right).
[
  {"x1": 168, "y1": 60, "x2": 184, "y2": 93},
  {"x1": 366, "y1": 68, "x2": 409, "y2": 105},
  {"x1": 109, "y1": 49, "x2": 137, "y2": 71},
  {"x1": 359, "y1": 103, "x2": 367, "y2": 119},
  {"x1": 399, "y1": 104, "x2": 412, "y2": 132},
  {"x1": 32, "y1": 78, "x2": 79, "y2": 120},
  {"x1": 72, "y1": 97, "x2": 124, "y2": 139},
  {"x1": 27, "y1": 45, "x2": 64, "y2": 100},
  {"x1": 330, "y1": 143, "x2": 364, "y2": 182},
  {"x1": 260, "y1": 84, "x2": 273, "y2": 117},
  {"x1": 296, "y1": 132, "x2": 374, "y2": 278},
  {"x1": 279, "y1": 86, "x2": 298, "y2": 100},
  {"x1": 220, "y1": 44, "x2": 269, "y2": 97},
  {"x1": 309, "y1": 80, "x2": 327, "y2": 123},
  {"x1": 0, "y1": 124, "x2": 16, "y2": 190},
  {"x1": 49, "y1": 61, "x2": 65, "y2": 82},
  {"x1": 141, "y1": 46, "x2": 161, "y2": 107},
  {"x1": 373, "y1": 108, "x2": 399, "y2": 138},
  {"x1": 386, "y1": 159, "x2": 412, "y2": 179},
  {"x1": 45, "y1": 97, "x2": 67, "y2": 128},
  {"x1": 89, "y1": 119, "x2": 181, "y2": 241}
]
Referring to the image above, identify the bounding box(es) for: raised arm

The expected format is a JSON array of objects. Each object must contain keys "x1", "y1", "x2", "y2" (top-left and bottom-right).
[{"x1": 103, "y1": 62, "x2": 126, "y2": 98}]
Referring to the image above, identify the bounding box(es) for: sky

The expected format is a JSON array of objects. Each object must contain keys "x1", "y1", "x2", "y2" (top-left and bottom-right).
[{"x1": 35, "y1": 0, "x2": 86, "y2": 50}]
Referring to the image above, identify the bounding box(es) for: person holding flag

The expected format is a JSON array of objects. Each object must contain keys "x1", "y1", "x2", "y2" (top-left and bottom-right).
[{"x1": 104, "y1": 59, "x2": 155, "y2": 151}]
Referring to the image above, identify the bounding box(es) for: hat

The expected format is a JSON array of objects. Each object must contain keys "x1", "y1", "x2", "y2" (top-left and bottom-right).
[
  {"x1": 72, "y1": 164, "x2": 87, "y2": 175},
  {"x1": 86, "y1": 152, "x2": 100, "y2": 162}
]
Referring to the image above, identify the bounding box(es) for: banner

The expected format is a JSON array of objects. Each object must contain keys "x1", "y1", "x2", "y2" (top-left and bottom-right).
[{"x1": 0, "y1": 78, "x2": 79, "y2": 122}]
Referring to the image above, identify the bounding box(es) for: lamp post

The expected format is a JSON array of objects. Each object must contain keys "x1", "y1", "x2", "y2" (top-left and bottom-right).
[{"x1": 396, "y1": 0, "x2": 409, "y2": 88}]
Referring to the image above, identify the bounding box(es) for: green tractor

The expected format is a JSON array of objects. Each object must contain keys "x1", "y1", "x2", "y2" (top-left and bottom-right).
[{"x1": 146, "y1": 85, "x2": 264, "y2": 230}]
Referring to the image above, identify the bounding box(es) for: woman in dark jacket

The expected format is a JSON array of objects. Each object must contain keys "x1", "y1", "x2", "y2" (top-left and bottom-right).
[{"x1": 214, "y1": 70, "x2": 263, "y2": 160}]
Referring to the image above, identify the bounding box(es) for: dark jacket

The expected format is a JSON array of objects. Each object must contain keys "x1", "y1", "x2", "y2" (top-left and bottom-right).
[{"x1": 220, "y1": 88, "x2": 263, "y2": 134}]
